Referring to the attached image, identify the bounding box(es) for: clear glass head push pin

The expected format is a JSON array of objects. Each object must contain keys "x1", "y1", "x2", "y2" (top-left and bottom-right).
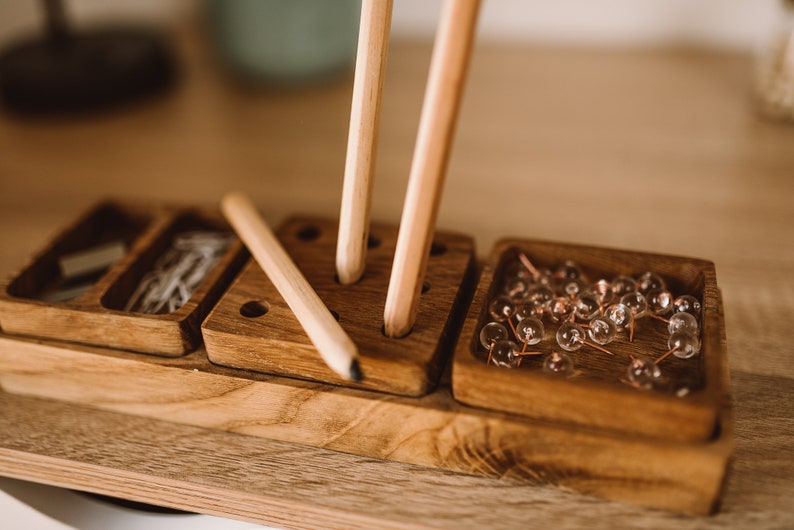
[{"x1": 555, "y1": 321, "x2": 617, "y2": 356}]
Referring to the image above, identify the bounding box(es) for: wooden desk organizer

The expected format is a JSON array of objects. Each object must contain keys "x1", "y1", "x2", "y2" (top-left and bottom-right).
[
  {"x1": 0, "y1": 206, "x2": 733, "y2": 515},
  {"x1": 202, "y1": 216, "x2": 477, "y2": 397},
  {"x1": 452, "y1": 239, "x2": 726, "y2": 443},
  {"x1": 0, "y1": 200, "x2": 247, "y2": 356}
]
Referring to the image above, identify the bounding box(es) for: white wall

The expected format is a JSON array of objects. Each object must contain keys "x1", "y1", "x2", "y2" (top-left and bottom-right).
[
  {"x1": 393, "y1": 0, "x2": 782, "y2": 51},
  {"x1": 0, "y1": 0, "x2": 784, "y2": 51}
]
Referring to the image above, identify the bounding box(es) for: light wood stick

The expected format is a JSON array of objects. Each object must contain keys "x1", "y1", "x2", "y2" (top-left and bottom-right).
[
  {"x1": 383, "y1": 0, "x2": 481, "y2": 338},
  {"x1": 221, "y1": 192, "x2": 362, "y2": 381},
  {"x1": 336, "y1": 0, "x2": 393, "y2": 285}
]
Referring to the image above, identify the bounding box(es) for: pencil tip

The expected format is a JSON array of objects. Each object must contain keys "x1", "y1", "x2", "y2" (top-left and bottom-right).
[{"x1": 349, "y1": 359, "x2": 364, "y2": 383}]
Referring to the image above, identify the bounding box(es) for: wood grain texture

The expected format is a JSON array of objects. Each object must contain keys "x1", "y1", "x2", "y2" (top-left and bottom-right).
[
  {"x1": 0, "y1": 333, "x2": 732, "y2": 516},
  {"x1": 383, "y1": 0, "x2": 480, "y2": 338},
  {"x1": 203, "y1": 216, "x2": 476, "y2": 396},
  {"x1": 0, "y1": 200, "x2": 247, "y2": 355},
  {"x1": 0, "y1": 22, "x2": 793, "y2": 529},
  {"x1": 336, "y1": 0, "x2": 393, "y2": 285},
  {"x1": 453, "y1": 239, "x2": 724, "y2": 442},
  {"x1": 0, "y1": 370, "x2": 790, "y2": 529}
]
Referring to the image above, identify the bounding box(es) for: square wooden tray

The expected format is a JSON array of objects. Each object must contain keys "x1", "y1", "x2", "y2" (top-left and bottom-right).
[
  {"x1": 0, "y1": 200, "x2": 247, "y2": 356},
  {"x1": 452, "y1": 239, "x2": 726, "y2": 443}
]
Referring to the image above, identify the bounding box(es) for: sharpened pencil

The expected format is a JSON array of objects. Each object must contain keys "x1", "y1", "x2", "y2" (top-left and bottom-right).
[{"x1": 221, "y1": 192, "x2": 362, "y2": 382}]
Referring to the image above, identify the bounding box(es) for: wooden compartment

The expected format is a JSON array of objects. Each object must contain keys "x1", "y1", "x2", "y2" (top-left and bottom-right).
[
  {"x1": 202, "y1": 216, "x2": 477, "y2": 397},
  {"x1": 452, "y1": 239, "x2": 727, "y2": 443},
  {"x1": 5, "y1": 201, "x2": 151, "y2": 302},
  {"x1": 0, "y1": 200, "x2": 247, "y2": 356}
]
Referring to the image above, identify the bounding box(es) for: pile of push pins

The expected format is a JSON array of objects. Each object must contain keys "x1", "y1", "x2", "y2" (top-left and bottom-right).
[
  {"x1": 125, "y1": 231, "x2": 233, "y2": 314},
  {"x1": 478, "y1": 251, "x2": 702, "y2": 395}
]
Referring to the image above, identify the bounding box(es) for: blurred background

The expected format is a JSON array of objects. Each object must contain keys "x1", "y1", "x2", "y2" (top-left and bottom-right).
[
  {"x1": 0, "y1": 1, "x2": 793, "y2": 529},
  {"x1": 0, "y1": 0, "x2": 790, "y2": 264},
  {"x1": 0, "y1": 0, "x2": 784, "y2": 50}
]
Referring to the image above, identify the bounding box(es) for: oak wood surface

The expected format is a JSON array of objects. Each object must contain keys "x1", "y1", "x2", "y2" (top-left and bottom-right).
[
  {"x1": 0, "y1": 19, "x2": 793, "y2": 529},
  {"x1": 0, "y1": 370, "x2": 791, "y2": 530},
  {"x1": 0, "y1": 333, "x2": 732, "y2": 516}
]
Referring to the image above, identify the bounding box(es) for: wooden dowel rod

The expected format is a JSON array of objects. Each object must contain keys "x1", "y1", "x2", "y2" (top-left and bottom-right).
[
  {"x1": 383, "y1": 0, "x2": 480, "y2": 338},
  {"x1": 336, "y1": 0, "x2": 393, "y2": 285},
  {"x1": 221, "y1": 192, "x2": 361, "y2": 381}
]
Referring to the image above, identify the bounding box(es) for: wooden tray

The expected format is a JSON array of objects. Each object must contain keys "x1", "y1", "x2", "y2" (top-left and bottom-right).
[
  {"x1": 452, "y1": 239, "x2": 725, "y2": 443},
  {"x1": 0, "y1": 200, "x2": 247, "y2": 356},
  {"x1": 202, "y1": 216, "x2": 476, "y2": 397},
  {"x1": 0, "y1": 209, "x2": 733, "y2": 514},
  {"x1": 0, "y1": 330, "x2": 733, "y2": 516}
]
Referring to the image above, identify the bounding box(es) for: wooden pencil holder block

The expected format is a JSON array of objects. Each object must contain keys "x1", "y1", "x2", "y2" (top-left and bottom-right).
[
  {"x1": 452, "y1": 239, "x2": 728, "y2": 443},
  {"x1": 0, "y1": 200, "x2": 247, "y2": 356},
  {"x1": 202, "y1": 216, "x2": 477, "y2": 397}
]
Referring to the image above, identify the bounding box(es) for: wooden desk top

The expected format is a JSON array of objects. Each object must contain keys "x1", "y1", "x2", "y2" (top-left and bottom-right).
[{"x1": 1, "y1": 23, "x2": 793, "y2": 529}]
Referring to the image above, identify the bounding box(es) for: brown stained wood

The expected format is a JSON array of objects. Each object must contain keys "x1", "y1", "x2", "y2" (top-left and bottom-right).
[
  {"x1": 0, "y1": 333, "x2": 732, "y2": 516},
  {"x1": 0, "y1": 370, "x2": 789, "y2": 530},
  {"x1": 0, "y1": 200, "x2": 247, "y2": 356},
  {"x1": 4, "y1": 201, "x2": 156, "y2": 301},
  {"x1": 453, "y1": 239, "x2": 725, "y2": 443},
  {"x1": 203, "y1": 216, "x2": 476, "y2": 396}
]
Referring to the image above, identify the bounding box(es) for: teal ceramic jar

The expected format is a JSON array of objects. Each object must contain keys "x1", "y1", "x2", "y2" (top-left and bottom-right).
[{"x1": 206, "y1": 0, "x2": 361, "y2": 84}]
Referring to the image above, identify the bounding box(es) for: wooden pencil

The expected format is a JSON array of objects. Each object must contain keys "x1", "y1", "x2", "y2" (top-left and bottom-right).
[
  {"x1": 336, "y1": 0, "x2": 394, "y2": 285},
  {"x1": 221, "y1": 192, "x2": 362, "y2": 381},
  {"x1": 383, "y1": 0, "x2": 481, "y2": 338}
]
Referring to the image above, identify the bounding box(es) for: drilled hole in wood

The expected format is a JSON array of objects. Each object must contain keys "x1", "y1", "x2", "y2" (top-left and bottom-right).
[
  {"x1": 430, "y1": 241, "x2": 446, "y2": 256},
  {"x1": 381, "y1": 324, "x2": 412, "y2": 339},
  {"x1": 296, "y1": 225, "x2": 321, "y2": 242},
  {"x1": 240, "y1": 300, "x2": 269, "y2": 318},
  {"x1": 422, "y1": 281, "x2": 430, "y2": 294},
  {"x1": 330, "y1": 309, "x2": 340, "y2": 321},
  {"x1": 367, "y1": 235, "x2": 381, "y2": 249}
]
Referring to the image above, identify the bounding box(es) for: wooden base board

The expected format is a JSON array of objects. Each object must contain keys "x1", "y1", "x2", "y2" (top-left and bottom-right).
[
  {"x1": 0, "y1": 333, "x2": 732, "y2": 515},
  {"x1": 203, "y1": 216, "x2": 476, "y2": 397}
]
